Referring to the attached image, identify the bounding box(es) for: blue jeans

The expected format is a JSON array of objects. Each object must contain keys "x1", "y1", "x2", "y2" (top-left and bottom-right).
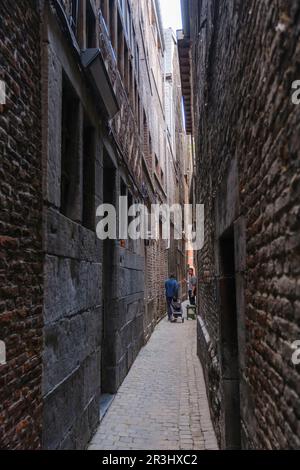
[
  {"x1": 166, "y1": 297, "x2": 173, "y2": 320},
  {"x1": 189, "y1": 290, "x2": 196, "y2": 305}
]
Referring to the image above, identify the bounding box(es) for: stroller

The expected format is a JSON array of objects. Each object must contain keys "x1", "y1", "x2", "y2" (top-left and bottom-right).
[{"x1": 170, "y1": 298, "x2": 184, "y2": 323}]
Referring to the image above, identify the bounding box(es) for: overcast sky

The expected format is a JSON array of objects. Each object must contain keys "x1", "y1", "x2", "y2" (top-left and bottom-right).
[{"x1": 159, "y1": 0, "x2": 182, "y2": 33}]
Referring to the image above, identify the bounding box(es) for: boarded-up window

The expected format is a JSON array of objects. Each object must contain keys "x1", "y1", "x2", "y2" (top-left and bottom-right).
[
  {"x1": 82, "y1": 115, "x2": 96, "y2": 230},
  {"x1": 61, "y1": 73, "x2": 80, "y2": 220}
]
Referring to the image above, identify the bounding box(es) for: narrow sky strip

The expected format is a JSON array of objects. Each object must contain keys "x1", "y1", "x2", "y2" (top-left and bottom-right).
[{"x1": 159, "y1": 0, "x2": 183, "y2": 32}]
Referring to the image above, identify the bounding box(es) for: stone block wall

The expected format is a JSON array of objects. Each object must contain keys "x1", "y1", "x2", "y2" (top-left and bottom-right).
[{"x1": 41, "y1": 2, "x2": 103, "y2": 449}]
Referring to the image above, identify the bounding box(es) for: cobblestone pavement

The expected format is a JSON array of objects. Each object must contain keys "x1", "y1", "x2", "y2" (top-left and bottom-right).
[{"x1": 89, "y1": 304, "x2": 218, "y2": 450}]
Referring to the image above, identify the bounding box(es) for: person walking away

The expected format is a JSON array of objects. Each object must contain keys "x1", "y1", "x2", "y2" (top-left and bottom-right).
[
  {"x1": 187, "y1": 268, "x2": 197, "y2": 305},
  {"x1": 165, "y1": 274, "x2": 179, "y2": 321}
]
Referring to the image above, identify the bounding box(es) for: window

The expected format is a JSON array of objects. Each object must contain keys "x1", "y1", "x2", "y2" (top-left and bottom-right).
[
  {"x1": 155, "y1": 154, "x2": 159, "y2": 173},
  {"x1": 124, "y1": 42, "x2": 129, "y2": 92},
  {"x1": 143, "y1": 111, "x2": 149, "y2": 154},
  {"x1": 61, "y1": 73, "x2": 80, "y2": 220},
  {"x1": 70, "y1": 0, "x2": 79, "y2": 35},
  {"x1": 149, "y1": 135, "x2": 153, "y2": 157},
  {"x1": 86, "y1": 0, "x2": 96, "y2": 48},
  {"x1": 100, "y1": 0, "x2": 109, "y2": 25},
  {"x1": 127, "y1": 1, "x2": 132, "y2": 45},
  {"x1": 82, "y1": 115, "x2": 96, "y2": 230},
  {"x1": 143, "y1": 112, "x2": 153, "y2": 173},
  {"x1": 134, "y1": 80, "x2": 138, "y2": 116},
  {"x1": 135, "y1": 43, "x2": 140, "y2": 83},
  {"x1": 109, "y1": 0, "x2": 117, "y2": 52},
  {"x1": 117, "y1": 13, "x2": 124, "y2": 77},
  {"x1": 120, "y1": 178, "x2": 127, "y2": 244},
  {"x1": 137, "y1": 93, "x2": 141, "y2": 132},
  {"x1": 120, "y1": 179, "x2": 127, "y2": 197},
  {"x1": 129, "y1": 60, "x2": 133, "y2": 106},
  {"x1": 123, "y1": 1, "x2": 128, "y2": 36},
  {"x1": 219, "y1": 228, "x2": 241, "y2": 449}
]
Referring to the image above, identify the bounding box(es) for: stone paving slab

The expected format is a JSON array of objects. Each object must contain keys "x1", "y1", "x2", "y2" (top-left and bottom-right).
[{"x1": 89, "y1": 304, "x2": 218, "y2": 450}]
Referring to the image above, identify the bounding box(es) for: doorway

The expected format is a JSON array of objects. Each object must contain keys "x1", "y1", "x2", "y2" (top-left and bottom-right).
[
  {"x1": 219, "y1": 227, "x2": 241, "y2": 449},
  {"x1": 101, "y1": 149, "x2": 116, "y2": 401}
]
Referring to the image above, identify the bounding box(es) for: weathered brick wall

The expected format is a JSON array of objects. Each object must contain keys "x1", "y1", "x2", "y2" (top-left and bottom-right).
[
  {"x1": 132, "y1": 1, "x2": 170, "y2": 331},
  {"x1": 190, "y1": 0, "x2": 300, "y2": 449},
  {"x1": 157, "y1": 239, "x2": 169, "y2": 316},
  {"x1": 0, "y1": 0, "x2": 43, "y2": 449},
  {"x1": 164, "y1": 28, "x2": 189, "y2": 293}
]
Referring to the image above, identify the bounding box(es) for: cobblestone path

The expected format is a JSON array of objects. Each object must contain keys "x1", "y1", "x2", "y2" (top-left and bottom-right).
[{"x1": 89, "y1": 305, "x2": 218, "y2": 450}]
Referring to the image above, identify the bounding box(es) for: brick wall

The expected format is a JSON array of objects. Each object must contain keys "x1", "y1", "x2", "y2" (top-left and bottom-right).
[
  {"x1": 164, "y1": 28, "x2": 189, "y2": 291},
  {"x1": 0, "y1": 0, "x2": 43, "y2": 449},
  {"x1": 188, "y1": 0, "x2": 300, "y2": 449},
  {"x1": 97, "y1": 0, "x2": 169, "y2": 337}
]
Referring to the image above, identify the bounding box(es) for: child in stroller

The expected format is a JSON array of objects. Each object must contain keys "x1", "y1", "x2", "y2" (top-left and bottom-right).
[{"x1": 170, "y1": 297, "x2": 184, "y2": 323}]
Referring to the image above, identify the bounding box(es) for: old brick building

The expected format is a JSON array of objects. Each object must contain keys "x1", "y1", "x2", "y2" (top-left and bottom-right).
[
  {"x1": 164, "y1": 27, "x2": 192, "y2": 295},
  {"x1": 41, "y1": 0, "x2": 179, "y2": 450},
  {"x1": 0, "y1": 0, "x2": 43, "y2": 449},
  {"x1": 179, "y1": 0, "x2": 300, "y2": 449},
  {"x1": 0, "y1": 0, "x2": 189, "y2": 450}
]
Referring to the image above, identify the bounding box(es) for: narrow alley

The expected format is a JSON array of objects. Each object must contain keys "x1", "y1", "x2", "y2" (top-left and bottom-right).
[
  {"x1": 89, "y1": 304, "x2": 218, "y2": 451},
  {"x1": 0, "y1": 0, "x2": 300, "y2": 454}
]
